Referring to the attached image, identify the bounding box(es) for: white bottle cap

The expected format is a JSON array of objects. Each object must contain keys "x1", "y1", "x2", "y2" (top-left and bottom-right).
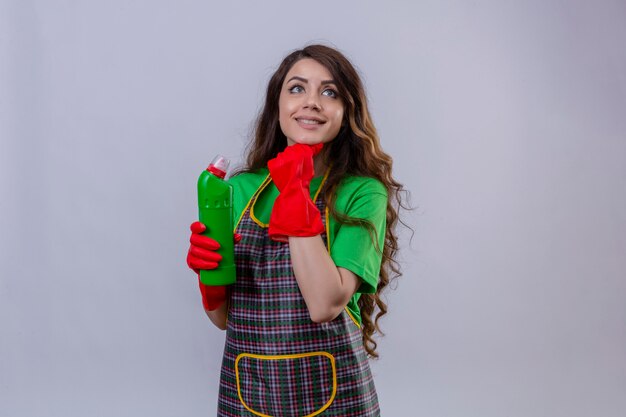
[{"x1": 207, "y1": 155, "x2": 230, "y2": 178}]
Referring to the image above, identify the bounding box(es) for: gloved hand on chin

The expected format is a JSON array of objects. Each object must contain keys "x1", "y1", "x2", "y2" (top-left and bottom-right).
[
  {"x1": 186, "y1": 221, "x2": 241, "y2": 310},
  {"x1": 267, "y1": 143, "x2": 325, "y2": 242}
]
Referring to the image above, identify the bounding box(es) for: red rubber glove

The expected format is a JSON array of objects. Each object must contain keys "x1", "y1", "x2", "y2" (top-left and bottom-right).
[
  {"x1": 186, "y1": 221, "x2": 241, "y2": 311},
  {"x1": 267, "y1": 143, "x2": 325, "y2": 242}
]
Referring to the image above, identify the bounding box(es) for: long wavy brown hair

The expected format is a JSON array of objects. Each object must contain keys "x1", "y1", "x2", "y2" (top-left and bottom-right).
[{"x1": 238, "y1": 44, "x2": 408, "y2": 358}]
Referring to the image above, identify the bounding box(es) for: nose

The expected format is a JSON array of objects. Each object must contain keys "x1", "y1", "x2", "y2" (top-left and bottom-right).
[{"x1": 303, "y1": 92, "x2": 321, "y2": 111}]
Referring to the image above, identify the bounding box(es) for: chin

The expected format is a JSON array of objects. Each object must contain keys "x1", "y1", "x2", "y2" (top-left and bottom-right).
[{"x1": 288, "y1": 137, "x2": 333, "y2": 146}]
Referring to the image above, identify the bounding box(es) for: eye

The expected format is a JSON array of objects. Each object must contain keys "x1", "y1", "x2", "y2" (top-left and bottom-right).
[
  {"x1": 288, "y1": 84, "x2": 304, "y2": 94},
  {"x1": 322, "y1": 88, "x2": 338, "y2": 98}
]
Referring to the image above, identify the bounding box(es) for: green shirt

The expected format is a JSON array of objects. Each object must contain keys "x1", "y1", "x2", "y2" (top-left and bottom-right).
[{"x1": 228, "y1": 168, "x2": 387, "y2": 325}]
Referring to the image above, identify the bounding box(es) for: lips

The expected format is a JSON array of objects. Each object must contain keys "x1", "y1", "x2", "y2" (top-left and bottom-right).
[
  {"x1": 295, "y1": 117, "x2": 325, "y2": 130},
  {"x1": 295, "y1": 116, "x2": 325, "y2": 125}
]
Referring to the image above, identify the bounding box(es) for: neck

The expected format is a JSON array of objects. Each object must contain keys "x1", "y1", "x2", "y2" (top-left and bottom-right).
[{"x1": 313, "y1": 152, "x2": 328, "y2": 178}]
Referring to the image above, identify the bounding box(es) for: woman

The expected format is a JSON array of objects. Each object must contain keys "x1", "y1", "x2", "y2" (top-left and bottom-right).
[{"x1": 187, "y1": 44, "x2": 405, "y2": 417}]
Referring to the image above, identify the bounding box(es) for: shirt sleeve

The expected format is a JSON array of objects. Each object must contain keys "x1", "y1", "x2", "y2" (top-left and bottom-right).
[{"x1": 329, "y1": 178, "x2": 388, "y2": 294}]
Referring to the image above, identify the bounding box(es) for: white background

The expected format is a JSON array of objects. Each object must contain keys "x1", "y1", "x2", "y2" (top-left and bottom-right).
[{"x1": 1, "y1": 1, "x2": 625, "y2": 416}]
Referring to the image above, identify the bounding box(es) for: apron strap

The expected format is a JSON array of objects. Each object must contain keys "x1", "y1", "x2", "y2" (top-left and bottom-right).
[{"x1": 233, "y1": 173, "x2": 271, "y2": 231}]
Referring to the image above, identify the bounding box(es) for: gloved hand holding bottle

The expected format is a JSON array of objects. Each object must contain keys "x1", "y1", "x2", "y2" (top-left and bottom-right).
[
  {"x1": 187, "y1": 155, "x2": 237, "y2": 311},
  {"x1": 267, "y1": 143, "x2": 325, "y2": 242},
  {"x1": 186, "y1": 223, "x2": 241, "y2": 310}
]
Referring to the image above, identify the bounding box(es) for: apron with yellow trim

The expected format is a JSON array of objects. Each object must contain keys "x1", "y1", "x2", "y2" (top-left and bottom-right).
[{"x1": 217, "y1": 175, "x2": 379, "y2": 417}]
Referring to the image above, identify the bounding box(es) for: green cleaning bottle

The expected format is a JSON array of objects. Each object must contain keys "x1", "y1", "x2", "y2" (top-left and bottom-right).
[{"x1": 197, "y1": 155, "x2": 235, "y2": 286}]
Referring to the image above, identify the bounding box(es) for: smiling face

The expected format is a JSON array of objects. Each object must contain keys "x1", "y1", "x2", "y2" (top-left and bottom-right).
[{"x1": 278, "y1": 58, "x2": 345, "y2": 146}]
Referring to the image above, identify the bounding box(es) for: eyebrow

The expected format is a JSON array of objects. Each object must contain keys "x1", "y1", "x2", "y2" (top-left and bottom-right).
[{"x1": 286, "y1": 76, "x2": 337, "y2": 85}]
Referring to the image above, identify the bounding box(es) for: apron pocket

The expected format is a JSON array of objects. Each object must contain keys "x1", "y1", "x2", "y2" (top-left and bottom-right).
[{"x1": 235, "y1": 351, "x2": 336, "y2": 417}]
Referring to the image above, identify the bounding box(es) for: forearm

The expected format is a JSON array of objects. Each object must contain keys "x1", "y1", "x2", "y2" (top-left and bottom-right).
[
  {"x1": 289, "y1": 235, "x2": 360, "y2": 323},
  {"x1": 205, "y1": 298, "x2": 228, "y2": 330}
]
